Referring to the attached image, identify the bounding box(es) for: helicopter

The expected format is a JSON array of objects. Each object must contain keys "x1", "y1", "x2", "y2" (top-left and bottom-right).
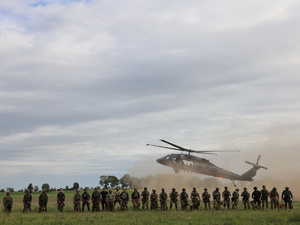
[{"x1": 147, "y1": 139, "x2": 268, "y2": 186}]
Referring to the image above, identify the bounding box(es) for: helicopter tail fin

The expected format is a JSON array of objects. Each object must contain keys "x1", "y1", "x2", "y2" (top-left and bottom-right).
[{"x1": 240, "y1": 155, "x2": 268, "y2": 181}]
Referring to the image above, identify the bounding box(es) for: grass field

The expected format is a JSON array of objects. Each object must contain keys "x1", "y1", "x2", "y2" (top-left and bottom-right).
[{"x1": 1, "y1": 190, "x2": 299, "y2": 224}]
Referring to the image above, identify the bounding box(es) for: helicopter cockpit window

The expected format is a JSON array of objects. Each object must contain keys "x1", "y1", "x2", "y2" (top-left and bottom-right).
[{"x1": 165, "y1": 156, "x2": 170, "y2": 160}]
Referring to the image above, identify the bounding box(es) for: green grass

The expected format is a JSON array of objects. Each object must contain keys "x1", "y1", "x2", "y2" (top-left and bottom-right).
[{"x1": 0, "y1": 191, "x2": 299, "y2": 225}]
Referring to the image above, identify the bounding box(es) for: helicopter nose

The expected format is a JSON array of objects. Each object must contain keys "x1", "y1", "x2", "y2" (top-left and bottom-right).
[{"x1": 156, "y1": 157, "x2": 165, "y2": 164}]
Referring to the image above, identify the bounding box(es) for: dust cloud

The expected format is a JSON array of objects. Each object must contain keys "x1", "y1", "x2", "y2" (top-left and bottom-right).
[{"x1": 128, "y1": 123, "x2": 300, "y2": 200}]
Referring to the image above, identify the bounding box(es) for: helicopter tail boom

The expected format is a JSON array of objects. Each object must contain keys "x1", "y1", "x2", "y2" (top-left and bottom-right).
[{"x1": 240, "y1": 155, "x2": 267, "y2": 181}]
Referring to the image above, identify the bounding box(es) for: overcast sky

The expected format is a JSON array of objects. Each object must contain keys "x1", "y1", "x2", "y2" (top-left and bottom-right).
[{"x1": 1, "y1": 0, "x2": 300, "y2": 190}]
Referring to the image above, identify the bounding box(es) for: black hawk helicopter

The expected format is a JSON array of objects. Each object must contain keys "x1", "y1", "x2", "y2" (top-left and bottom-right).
[{"x1": 147, "y1": 139, "x2": 268, "y2": 186}]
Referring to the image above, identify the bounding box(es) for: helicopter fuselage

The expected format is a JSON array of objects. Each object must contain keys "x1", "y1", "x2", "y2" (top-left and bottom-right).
[{"x1": 156, "y1": 154, "x2": 254, "y2": 181}]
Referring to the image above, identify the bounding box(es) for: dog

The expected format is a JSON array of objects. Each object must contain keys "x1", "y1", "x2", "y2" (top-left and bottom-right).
[
  {"x1": 215, "y1": 200, "x2": 222, "y2": 210},
  {"x1": 276, "y1": 201, "x2": 285, "y2": 209},
  {"x1": 251, "y1": 201, "x2": 261, "y2": 210},
  {"x1": 121, "y1": 200, "x2": 127, "y2": 211},
  {"x1": 190, "y1": 200, "x2": 200, "y2": 211}
]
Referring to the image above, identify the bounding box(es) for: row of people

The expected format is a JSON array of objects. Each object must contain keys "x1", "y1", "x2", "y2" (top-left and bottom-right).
[{"x1": 2, "y1": 185, "x2": 294, "y2": 213}]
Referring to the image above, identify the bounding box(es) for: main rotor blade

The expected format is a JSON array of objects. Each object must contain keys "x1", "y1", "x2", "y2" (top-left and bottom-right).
[
  {"x1": 160, "y1": 139, "x2": 186, "y2": 150},
  {"x1": 193, "y1": 150, "x2": 240, "y2": 153},
  {"x1": 146, "y1": 144, "x2": 181, "y2": 151}
]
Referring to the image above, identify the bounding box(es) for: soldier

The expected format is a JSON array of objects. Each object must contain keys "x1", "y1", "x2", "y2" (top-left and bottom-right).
[
  {"x1": 180, "y1": 188, "x2": 189, "y2": 210},
  {"x1": 169, "y1": 188, "x2": 178, "y2": 210},
  {"x1": 73, "y1": 190, "x2": 81, "y2": 212},
  {"x1": 150, "y1": 189, "x2": 158, "y2": 210},
  {"x1": 231, "y1": 188, "x2": 239, "y2": 210},
  {"x1": 260, "y1": 185, "x2": 269, "y2": 209},
  {"x1": 92, "y1": 188, "x2": 101, "y2": 212},
  {"x1": 132, "y1": 188, "x2": 140, "y2": 210},
  {"x1": 212, "y1": 187, "x2": 221, "y2": 210},
  {"x1": 114, "y1": 187, "x2": 122, "y2": 208},
  {"x1": 3, "y1": 192, "x2": 13, "y2": 213},
  {"x1": 57, "y1": 188, "x2": 65, "y2": 212},
  {"x1": 23, "y1": 190, "x2": 32, "y2": 212},
  {"x1": 222, "y1": 186, "x2": 231, "y2": 209},
  {"x1": 141, "y1": 187, "x2": 149, "y2": 210},
  {"x1": 159, "y1": 188, "x2": 168, "y2": 211},
  {"x1": 202, "y1": 188, "x2": 211, "y2": 210},
  {"x1": 81, "y1": 189, "x2": 90, "y2": 212},
  {"x1": 100, "y1": 188, "x2": 108, "y2": 211},
  {"x1": 269, "y1": 187, "x2": 279, "y2": 210},
  {"x1": 241, "y1": 187, "x2": 250, "y2": 209},
  {"x1": 39, "y1": 190, "x2": 48, "y2": 212},
  {"x1": 120, "y1": 189, "x2": 129, "y2": 211},
  {"x1": 191, "y1": 187, "x2": 200, "y2": 210},
  {"x1": 281, "y1": 187, "x2": 293, "y2": 209},
  {"x1": 252, "y1": 186, "x2": 261, "y2": 207},
  {"x1": 106, "y1": 189, "x2": 115, "y2": 212}
]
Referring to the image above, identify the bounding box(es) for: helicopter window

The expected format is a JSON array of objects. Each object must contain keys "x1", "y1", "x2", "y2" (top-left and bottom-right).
[{"x1": 165, "y1": 156, "x2": 170, "y2": 160}]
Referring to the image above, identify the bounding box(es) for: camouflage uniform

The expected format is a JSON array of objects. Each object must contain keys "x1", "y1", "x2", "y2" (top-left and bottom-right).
[
  {"x1": 23, "y1": 191, "x2": 32, "y2": 212},
  {"x1": 282, "y1": 187, "x2": 293, "y2": 209},
  {"x1": 212, "y1": 188, "x2": 221, "y2": 210},
  {"x1": 159, "y1": 188, "x2": 168, "y2": 211},
  {"x1": 114, "y1": 188, "x2": 122, "y2": 207},
  {"x1": 3, "y1": 192, "x2": 13, "y2": 213},
  {"x1": 260, "y1": 185, "x2": 269, "y2": 209},
  {"x1": 39, "y1": 191, "x2": 48, "y2": 212},
  {"x1": 120, "y1": 190, "x2": 129, "y2": 210},
  {"x1": 73, "y1": 190, "x2": 81, "y2": 212},
  {"x1": 231, "y1": 189, "x2": 239, "y2": 210},
  {"x1": 81, "y1": 189, "x2": 90, "y2": 212},
  {"x1": 57, "y1": 189, "x2": 65, "y2": 211},
  {"x1": 169, "y1": 188, "x2": 178, "y2": 210},
  {"x1": 191, "y1": 188, "x2": 200, "y2": 210},
  {"x1": 241, "y1": 188, "x2": 250, "y2": 209},
  {"x1": 180, "y1": 188, "x2": 189, "y2": 210},
  {"x1": 132, "y1": 189, "x2": 140, "y2": 210},
  {"x1": 92, "y1": 189, "x2": 101, "y2": 212},
  {"x1": 269, "y1": 187, "x2": 279, "y2": 209},
  {"x1": 141, "y1": 187, "x2": 149, "y2": 210},
  {"x1": 202, "y1": 188, "x2": 211, "y2": 210},
  {"x1": 150, "y1": 190, "x2": 158, "y2": 210},
  {"x1": 106, "y1": 190, "x2": 115, "y2": 212},
  {"x1": 222, "y1": 187, "x2": 231, "y2": 209}
]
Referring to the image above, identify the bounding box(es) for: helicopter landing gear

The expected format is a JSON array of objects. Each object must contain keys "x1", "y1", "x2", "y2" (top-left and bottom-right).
[{"x1": 231, "y1": 180, "x2": 237, "y2": 187}]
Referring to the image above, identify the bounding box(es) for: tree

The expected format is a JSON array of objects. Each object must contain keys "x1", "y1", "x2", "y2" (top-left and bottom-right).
[
  {"x1": 41, "y1": 183, "x2": 50, "y2": 192},
  {"x1": 120, "y1": 174, "x2": 133, "y2": 188},
  {"x1": 73, "y1": 182, "x2": 79, "y2": 190},
  {"x1": 28, "y1": 183, "x2": 33, "y2": 193},
  {"x1": 6, "y1": 187, "x2": 14, "y2": 192},
  {"x1": 108, "y1": 176, "x2": 119, "y2": 188},
  {"x1": 99, "y1": 175, "x2": 109, "y2": 188},
  {"x1": 34, "y1": 185, "x2": 39, "y2": 192},
  {"x1": 65, "y1": 186, "x2": 69, "y2": 190}
]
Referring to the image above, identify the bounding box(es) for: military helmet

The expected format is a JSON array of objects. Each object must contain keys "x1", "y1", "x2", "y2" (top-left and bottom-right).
[
  {"x1": 216, "y1": 187, "x2": 219, "y2": 190},
  {"x1": 193, "y1": 187, "x2": 196, "y2": 190},
  {"x1": 236, "y1": 188, "x2": 239, "y2": 191},
  {"x1": 285, "y1": 187, "x2": 289, "y2": 190},
  {"x1": 152, "y1": 189, "x2": 156, "y2": 192},
  {"x1": 182, "y1": 188, "x2": 186, "y2": 191},
  {"x1": 244, "y1": 187, "x2": 247, "y2": 190},
  {"x1": 262, "y1": 185, "x2": 266, "y2": 188},
  {"x1": 109, "y1": 189, "x2": 112, "y2": 192},
  {"x1": 144, "y1": 187, "x2": 147, "y2": 190},
  {"x1": 172, "y1": 188, "x2": 175, "y2": 190},
  {"x1": 273, "y1": 187, "x2": 277, "y2": 190},
  {"x1": 134, "y1": 188, "x2": 137, "y2": 190},
  {"x1": 6, "y1": 191, "x2": 10, "y2": 194},
  {"x1": 204, "y1": 188, "x2": 207, "y2": 191},
  {"x1": 161, "y1": 188, "x2": 165, "y2": 191},
  {"x1": 253, "y1": 187, "x2": 257, "y2": 190},
  {"x1": 224, "y1": 186, "x2": 228, "y2": 189}
]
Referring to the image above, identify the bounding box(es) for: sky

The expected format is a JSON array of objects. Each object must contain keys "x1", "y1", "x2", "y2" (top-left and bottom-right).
[{"x1": 1, "y1": 0, "x2": 300, "y2": 191}]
